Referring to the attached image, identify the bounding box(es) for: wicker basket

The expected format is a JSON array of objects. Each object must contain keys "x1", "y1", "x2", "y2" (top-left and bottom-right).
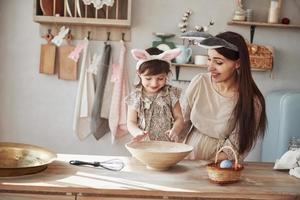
[
  {"x1": 207, "y1": 146, "x2": 244, "y2": 184},
  {"x1": 247, "y1": 43, "x2": 273, "y2": 70}
]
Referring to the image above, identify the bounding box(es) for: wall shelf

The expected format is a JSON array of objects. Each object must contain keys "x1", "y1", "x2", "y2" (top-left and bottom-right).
[
  {"x1": 33, "y1": 16, "x2": 131, "y2": 27},
  {"x1": 228, "y1": 21, "x2": 300, "y2": 43},
  {"x1": 172, "y1": 63, "x2": 272, "y2": 71},
  {"x1": 33, "y1": 0, "x2": 132, "y2": 41},
  {"x1": 228, "y1": 21, "x2": 300, "y2": 29},
  {"x1": 172, "y1": 63, "x2": 207, "y2": 68},
  {"x1": 171, "y1": 63, "x2": 269, "y2": 82},
  {"x1": 171, "y1": 63, "x2": 206, "y2": 82}
]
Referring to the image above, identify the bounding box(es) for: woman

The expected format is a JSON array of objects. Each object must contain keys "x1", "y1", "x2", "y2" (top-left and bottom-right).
[{"x1": 181, "y1": 31, "x2": 267, "y2": 161}]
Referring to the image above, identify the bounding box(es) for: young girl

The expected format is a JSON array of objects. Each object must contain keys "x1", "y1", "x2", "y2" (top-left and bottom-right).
[{"x1": 125, "y1": 47, "x2": 185, "y2": 142}]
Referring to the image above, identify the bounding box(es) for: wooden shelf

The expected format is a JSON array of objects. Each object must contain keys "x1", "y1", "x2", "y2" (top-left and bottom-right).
[
  {"x1": 33, "y1": 16, "x2": 131, "y2": 27},
  {"x1": 228, "y1": 20, "x2": 300, "y2": 44},
  {"x1": 171, "y1": 63, "x2": 269, "y2": 82},
  {"x1": 228, "y1": 21, "x2": 300, "y2": 29},
  {"x1": 172, "y1": 63, "x2": 207, "y2": 68},
  {"x1": 172, "y1": 63, "x2": 271, "y2": 71},
  {"x1": 34, "y1": 0, "x2": 131, "y2": 26},
  {"x1": 33, "y1": 0, "x2": 132, "y2": 41},
  {"x1": 251, "y1": 68, "x2": 272, "y2": 72}
]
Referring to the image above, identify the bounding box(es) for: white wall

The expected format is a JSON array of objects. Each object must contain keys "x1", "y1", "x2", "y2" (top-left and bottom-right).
[{"x1": 0, "y1": 0, "x2": 300, "y2": 161}]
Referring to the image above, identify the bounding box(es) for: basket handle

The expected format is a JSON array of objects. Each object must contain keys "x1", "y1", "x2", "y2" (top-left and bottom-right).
[{"x1": 215, "y1": 146, "x2": 239, "y2": 169}]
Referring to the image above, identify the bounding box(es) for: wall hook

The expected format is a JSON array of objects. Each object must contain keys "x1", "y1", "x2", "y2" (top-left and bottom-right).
[
  {"x1": 43, "y1": 29, "x2": 53, "y2": 41},
  {"x1": 87, "y1": 31, "x2": 91, "y2": 40},
  {"x1": 66, "y1": 30, "x2": 72, "y2": 41},
  {"x1": 107, "y1": 32, "x2": 111, "y2": 41},
  {"x1": 250, "y1": 25, "x2": 256, "y2": 44}
]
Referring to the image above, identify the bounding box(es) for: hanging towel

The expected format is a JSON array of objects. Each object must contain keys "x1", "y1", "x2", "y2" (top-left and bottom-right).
[
  {"x1": 109, "y1": 40, "x2": 129, "y2": 142},
  {"x1": 73, "y1": 38, "x2": 96, "y2": 140},
  {"x1": 100, "y1": 54, "x2": 114, "y2": 119},
  {"x1": 90, "y1": 43, "x2": 111, "y2": 140}
]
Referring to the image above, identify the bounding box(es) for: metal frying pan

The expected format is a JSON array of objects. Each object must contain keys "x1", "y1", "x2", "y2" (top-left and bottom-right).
[{"x1": 0, "y1": 142, "x2": 56, "y2": 177}]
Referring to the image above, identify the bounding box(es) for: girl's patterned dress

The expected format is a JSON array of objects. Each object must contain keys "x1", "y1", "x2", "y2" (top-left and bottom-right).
[{"x1": 125, "y1": 84, "x2": 181, "y2": 141}]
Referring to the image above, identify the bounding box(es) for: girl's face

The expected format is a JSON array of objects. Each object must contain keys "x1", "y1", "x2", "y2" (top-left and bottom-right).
[
  {"x1": 207, "y1": 49, "x2": 239, "y2": 83},
  {"x1": 139, "y1": 72, "x2": 167, "y2": 95}
]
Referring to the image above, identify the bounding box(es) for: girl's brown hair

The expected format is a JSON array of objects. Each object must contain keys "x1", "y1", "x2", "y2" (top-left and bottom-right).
[
  {"x1": 215, "y1": 31, "x2": 267, "y2": 155},
  {"x1": 138, "y1": 47, "x2": 171, "y2": 75}
]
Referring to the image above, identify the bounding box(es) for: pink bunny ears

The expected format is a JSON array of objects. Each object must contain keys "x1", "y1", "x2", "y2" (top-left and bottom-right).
[{"x1": 131, "y1": 48, "x2": 181, "y2": 71}]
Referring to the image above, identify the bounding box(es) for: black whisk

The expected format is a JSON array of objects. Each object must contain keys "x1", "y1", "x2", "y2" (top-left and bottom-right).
[{"x1": 69, "y1": 159, "x2": 125, "y2": 171}]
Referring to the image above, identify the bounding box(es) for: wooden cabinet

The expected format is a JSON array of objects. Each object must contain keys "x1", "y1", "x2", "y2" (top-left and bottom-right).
[
  {"x1": 77, "y1": 197, "x2": 167, "y2": 200},
  {"x1": 0, "y1": 193, "x2": 74, "y2": 200}
]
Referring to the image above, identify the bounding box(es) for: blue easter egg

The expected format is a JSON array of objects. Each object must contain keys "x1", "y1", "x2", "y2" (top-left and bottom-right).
[{"x1": 220, "y1": 160, "x2": 232, "y2": 168}]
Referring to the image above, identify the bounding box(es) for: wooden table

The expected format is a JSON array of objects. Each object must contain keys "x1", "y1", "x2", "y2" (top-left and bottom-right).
[{"x1": 0, "y1": 154, "x2": 299, "y2": 200}]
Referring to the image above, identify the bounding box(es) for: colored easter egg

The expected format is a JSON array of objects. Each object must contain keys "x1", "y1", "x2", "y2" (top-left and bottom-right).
[{"x1": 220, "y1": 160, "x2": 232, "y2": 168}]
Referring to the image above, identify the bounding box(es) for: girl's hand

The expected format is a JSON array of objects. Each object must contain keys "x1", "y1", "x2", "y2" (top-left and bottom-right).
[
  {"x1": 166, "y1": 129, "x2": 179, "y2": 142},
  {"x1": 132, "y1": 131, "x2": 149, "y2": 142}
]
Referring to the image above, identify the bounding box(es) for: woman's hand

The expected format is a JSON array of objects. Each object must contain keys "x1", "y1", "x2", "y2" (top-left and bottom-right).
[
  {"x1": 131, "y1": 131, "x2": 149, "y2": 142},
  {"x1": 166, "y1": 129, "x2": 179, "y2": 142}
]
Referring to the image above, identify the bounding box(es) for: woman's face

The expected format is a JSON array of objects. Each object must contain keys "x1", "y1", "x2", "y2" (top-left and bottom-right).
[
  {"x1": 139, "y1": 72, "x2": 167, "y2": 95},
  {"x1": 207, "y1": 49, "x2": 239, "y2": 83}
]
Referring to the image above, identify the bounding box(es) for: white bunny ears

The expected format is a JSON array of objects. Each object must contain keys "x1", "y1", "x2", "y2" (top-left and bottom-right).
[{"x1": 131, "y1": 48, "x2": 181, "y2": 71}]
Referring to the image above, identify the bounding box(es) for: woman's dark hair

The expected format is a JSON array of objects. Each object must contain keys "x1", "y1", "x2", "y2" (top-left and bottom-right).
[
  {"x1": 215, "y1": 31, "x2": 267, "y2": 155},
  {"x1": 138, "y1": 47, "x2": 171, "y2": 75}
]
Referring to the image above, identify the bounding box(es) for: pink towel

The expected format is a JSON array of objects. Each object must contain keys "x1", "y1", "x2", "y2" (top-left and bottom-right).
[{"x1": 109, "y1": 41, "x2": 129, "y2": 142}]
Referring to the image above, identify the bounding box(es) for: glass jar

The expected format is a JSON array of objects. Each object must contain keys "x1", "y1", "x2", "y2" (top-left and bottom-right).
[
  {"x1": 268, "y1": 0, "x2": 280, "y2": 23},
  {"x1": 288, "y1": 137, "x2": 300, "y2": 151}
]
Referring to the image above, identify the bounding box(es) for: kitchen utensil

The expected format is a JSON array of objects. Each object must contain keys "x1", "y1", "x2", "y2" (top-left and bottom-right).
[
  {"x1": 194, "y1": 55, "x2": 208, "y2": 65},
  {"x1": 69, "y1": 159, "x2": 125, "y2": 171},
  {"x1": 207, "y1": 146, "x2": 244, "y2": 184},
  {"x1": 126, "y1": 141, "x2": 193, "y2": 171},
  {"x1": 57, "y1": 34, "x2": 77, "y2": 80},
  {"x1": 0, "y1": 142, "x2": 56, "y2": 177},
  {"x1": 39, "y1": 32, "x2": 56, "y2": 74},
  {"x1": 175, "y1": 45, "x2": 192, "y2": 64}
]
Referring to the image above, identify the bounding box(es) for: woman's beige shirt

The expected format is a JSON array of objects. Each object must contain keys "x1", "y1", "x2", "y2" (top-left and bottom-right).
[{"x1": 181, "y1": 73, "x2": 242, "y2": 160}]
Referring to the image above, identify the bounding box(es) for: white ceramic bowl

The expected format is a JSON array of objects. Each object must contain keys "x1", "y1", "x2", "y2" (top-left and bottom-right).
[{"x1": 126, "y1": 141, "x2": 193, "y2": 171}]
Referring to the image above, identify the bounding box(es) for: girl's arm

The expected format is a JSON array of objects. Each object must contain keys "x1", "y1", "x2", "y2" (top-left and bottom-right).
[
  {"x1": 168, "y1": 101, "x2": 186, "y2": 142},
  {"x1": 127, "y1": 105, "x2": 146, "y2": 137}
]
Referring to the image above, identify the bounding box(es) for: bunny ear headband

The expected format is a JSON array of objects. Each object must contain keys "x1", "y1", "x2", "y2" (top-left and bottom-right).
[{"x1": 131, "y1": 48, "x2": 181, "y2": 71}]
